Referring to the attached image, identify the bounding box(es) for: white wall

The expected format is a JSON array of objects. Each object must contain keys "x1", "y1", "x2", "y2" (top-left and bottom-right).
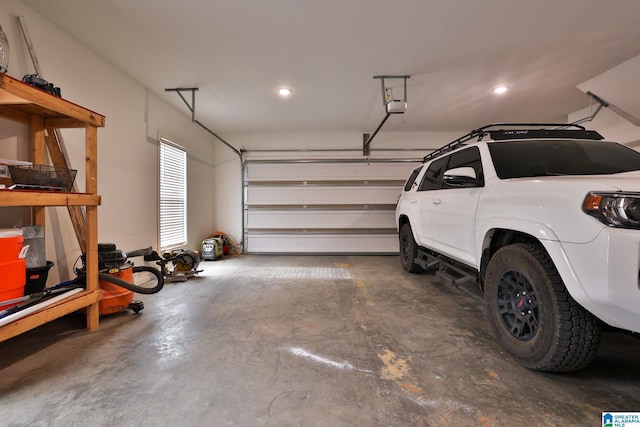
[{"x1": 0, "y1": 1, "x2": 217, "y2": 284}]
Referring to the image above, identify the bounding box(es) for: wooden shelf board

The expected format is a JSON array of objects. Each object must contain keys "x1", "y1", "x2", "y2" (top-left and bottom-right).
[
  {"x1": 0, "y1": 74, "x2": 105, "y2": 128},
  {"x1": 0, "y1": 190, "x2": 101, "y2": 206},
  {"x1": 0, "y1": 289, "x2": 102, "y2": 343}
]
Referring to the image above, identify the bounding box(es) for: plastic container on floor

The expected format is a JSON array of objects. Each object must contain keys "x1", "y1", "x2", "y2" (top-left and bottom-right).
[{"x1": 24, "y1": 260, "x2": 54, "y2": 295}]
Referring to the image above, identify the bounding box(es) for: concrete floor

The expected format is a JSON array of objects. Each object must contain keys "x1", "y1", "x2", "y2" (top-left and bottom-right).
[{"x1": 0, "y1": 255, "x2": 638, "y2": 427}]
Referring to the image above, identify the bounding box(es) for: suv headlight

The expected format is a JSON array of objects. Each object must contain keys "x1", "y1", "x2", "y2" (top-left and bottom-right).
[{"x1": 583, "y1": 192, "x2": 640, "y2": 229}]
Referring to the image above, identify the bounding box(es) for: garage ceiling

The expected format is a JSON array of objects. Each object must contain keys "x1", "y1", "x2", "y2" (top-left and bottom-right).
[{"x1": 22, "y1": 0, "x2": 640, "y2": 135}]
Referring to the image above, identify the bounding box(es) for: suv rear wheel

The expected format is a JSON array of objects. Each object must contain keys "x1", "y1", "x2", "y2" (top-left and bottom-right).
[
  {"x1": 484, "y1": 243, "x2": 601, "y2": 372},
  {"x1": 399, "y1": 223, "x2": 424, "y2": 274}
]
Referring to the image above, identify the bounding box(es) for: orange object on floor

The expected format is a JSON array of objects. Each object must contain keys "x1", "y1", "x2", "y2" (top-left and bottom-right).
[
  {"x1": 0, "y1": 231, "x2": 26, "y2": 310},
  {"x1": 98, "y1": 265, "x2": 134, "y2": 315}
]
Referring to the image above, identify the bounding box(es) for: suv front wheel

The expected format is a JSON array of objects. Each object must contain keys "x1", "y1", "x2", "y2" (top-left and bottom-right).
[{"x1": 484, "y1": 243, "x2": 601, "y2": 372}]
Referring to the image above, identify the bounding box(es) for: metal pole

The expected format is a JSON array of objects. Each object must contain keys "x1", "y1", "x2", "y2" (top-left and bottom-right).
[
  {"x1": 17, "y1": 16, "x2": 42, "y2": 76},
  {"x1": 363, "y1": 113, "x2": 390, "y2": 151},
  {"x1": 193, "y1": 119, "x2": 242, "y2": 157},
  {"x1": 241, "y1": 154, "x2": 247, "y2": 254},
  {"x1": 403, "y1": 77, "x2": 408, "y2": 102}
]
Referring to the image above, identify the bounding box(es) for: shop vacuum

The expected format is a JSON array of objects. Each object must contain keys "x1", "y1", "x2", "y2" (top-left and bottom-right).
[{"x1": 78, "y1": 243, "x2": 164, "y2": 315}]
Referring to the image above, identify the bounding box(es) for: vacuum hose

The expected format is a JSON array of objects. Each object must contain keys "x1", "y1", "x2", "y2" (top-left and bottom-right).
[{"x1": 96, "y1": 266, "x2": 165, "y2": 295}]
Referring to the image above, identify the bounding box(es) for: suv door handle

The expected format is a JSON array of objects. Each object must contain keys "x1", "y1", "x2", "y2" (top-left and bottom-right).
[
  {"x1": 409, "y1": 199, "x2": 417, "y2": 203},
  {"x1": 432, "y1": 198, "x2": 441, "y2": 205}
]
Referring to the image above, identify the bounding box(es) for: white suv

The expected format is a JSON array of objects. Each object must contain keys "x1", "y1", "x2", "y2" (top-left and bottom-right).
[{"x1": 395, "y1": 123, "x2": 640, "y2": 372}]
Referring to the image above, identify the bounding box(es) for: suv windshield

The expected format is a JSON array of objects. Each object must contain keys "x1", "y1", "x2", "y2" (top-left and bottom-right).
[{"x1": 488, "y1": 139, "x2": 640, "y2": 179}]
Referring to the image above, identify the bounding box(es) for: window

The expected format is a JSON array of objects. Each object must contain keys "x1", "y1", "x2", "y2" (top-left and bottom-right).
[
  {"x1": 443, "y1": 147, "x2": 484, "y2": 188},
  {"x1": 488, "y1": 139, "x2": 640, "y2": 179},
  {"x1": 159, "y1": 138, "x2": 187, "y2": 249},
  {"x1": 418, "y1": 157, "x2": 447, "y2": 191},
  {"x1": 403, "y1": 166, "x2": 423, "y2": 191}
]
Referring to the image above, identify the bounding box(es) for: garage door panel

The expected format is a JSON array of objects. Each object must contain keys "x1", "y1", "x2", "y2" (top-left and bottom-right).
[
  {"x1": 248, "y1": 162, "x2": 416, "y2": 181},
  {"x1": 246, "y1": 210, "x2": 395, "y2": 229},
  {"x1": 246, "y1": 234, "x2": 398, "y2": 254},
  {"x1": 246, "y1": 186, "x2": 402, "y2": 205}
]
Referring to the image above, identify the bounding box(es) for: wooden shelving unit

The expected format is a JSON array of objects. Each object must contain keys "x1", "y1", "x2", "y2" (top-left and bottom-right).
[{"x1": 0, "y1": 74, "x2": 104, "y2": 343}]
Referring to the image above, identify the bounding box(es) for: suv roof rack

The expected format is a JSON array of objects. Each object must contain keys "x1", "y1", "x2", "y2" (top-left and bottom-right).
[{"x1": 422, "y1": 123, "x2": 604, "y2": 162}]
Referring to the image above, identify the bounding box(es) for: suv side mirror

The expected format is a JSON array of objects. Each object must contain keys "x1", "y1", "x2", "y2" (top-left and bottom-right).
[{"x1": 443, "y1": 167, "x2": 479, "y2": 187}]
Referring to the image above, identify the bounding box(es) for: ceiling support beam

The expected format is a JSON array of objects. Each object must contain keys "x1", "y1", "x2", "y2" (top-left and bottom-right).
[
  {"x1": 569, "y1": 91, "x2": 640, "y2": 128},
  {"x1": 165, "y1": 87, "x2": 243, "y2": 158},
  {"x1": 165, "y1": 87, "x2": 198, "y2": 122},
  {"x1": 585, "y1": 91, "x2": 640, "y2": 126}
]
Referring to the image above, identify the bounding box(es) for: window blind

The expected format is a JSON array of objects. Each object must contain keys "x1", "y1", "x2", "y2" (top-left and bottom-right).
[{"x1": 160, "y1": 139, "x2": 187, "y2": 249}]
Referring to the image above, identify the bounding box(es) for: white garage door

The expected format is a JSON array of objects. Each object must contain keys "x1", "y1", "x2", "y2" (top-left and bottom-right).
[{"x1": 243, "y1": 151, "x2": 423, "y2": 254}]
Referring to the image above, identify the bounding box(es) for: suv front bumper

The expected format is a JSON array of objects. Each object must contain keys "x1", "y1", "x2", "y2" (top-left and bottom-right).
[{"x1": 558, "y1": 227, "x2": 640, "y2": 333}]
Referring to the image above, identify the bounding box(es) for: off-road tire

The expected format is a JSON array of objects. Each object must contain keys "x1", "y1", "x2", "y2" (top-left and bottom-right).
[
  {"x1": 399, "y1": 223, "x2": 424, "y2": 274},
  {"x1": 484, "y1": 243, "x2": 601, "y2": 372}
]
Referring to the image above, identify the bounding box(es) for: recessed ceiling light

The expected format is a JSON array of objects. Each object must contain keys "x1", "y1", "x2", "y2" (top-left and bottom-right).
[
  {"x1": 493, "y1": 85, "x2": 510, "y2": 95},
  {"x1": 277, "y1": 87, "x2": 292, "y2": 97}
]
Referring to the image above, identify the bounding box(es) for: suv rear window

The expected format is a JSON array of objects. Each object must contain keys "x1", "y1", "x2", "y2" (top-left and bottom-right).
[
  {"x1": 488, "y1": 139, "x2": 640, "y2": 179},
  {"x1": 418, "y1": 157, "x2": 447, "y2": 191},
  {"x1": 403, "y1": 166, "x2": 423, "y2": 191}
]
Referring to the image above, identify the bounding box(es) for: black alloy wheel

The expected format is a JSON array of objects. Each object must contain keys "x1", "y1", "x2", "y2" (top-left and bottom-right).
[{"x1": 496, "y1": 269, "x2": 540, "y2": 341}]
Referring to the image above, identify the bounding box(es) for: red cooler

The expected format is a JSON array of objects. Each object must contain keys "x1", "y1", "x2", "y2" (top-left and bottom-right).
[{"x1": 0, "y1": 229, "x2": 27, "y2": 310}]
